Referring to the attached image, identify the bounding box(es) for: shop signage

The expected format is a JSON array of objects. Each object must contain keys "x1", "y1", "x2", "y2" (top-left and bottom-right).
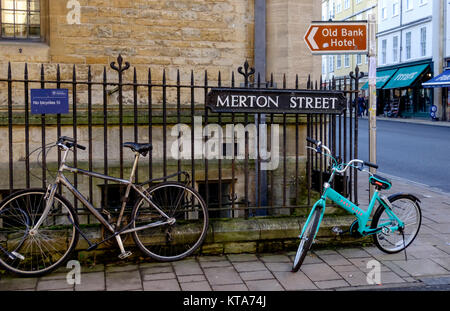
[
  {"x1": 304, "y1": 21, "x2": 368, "y2": 54},
  {"x1": 206, "y1": 88, "x2": 346, "y2": 114},
  {"x1": 31, "y1": 89, "x2": 69, "y2": 114}
]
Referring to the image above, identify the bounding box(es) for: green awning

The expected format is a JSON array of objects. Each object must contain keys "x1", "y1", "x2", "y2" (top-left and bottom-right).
[
  {"x1": 361, "y1": 69, "x2": 398, "y2": 90},
  {"x1": 383, "y1": 64, "x2": 429, "y2": 89}
]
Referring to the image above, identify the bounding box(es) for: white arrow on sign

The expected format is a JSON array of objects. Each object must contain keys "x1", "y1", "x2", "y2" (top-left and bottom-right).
[{"x1": 307, "y1": 26, "x2": 319, "y2": 50}]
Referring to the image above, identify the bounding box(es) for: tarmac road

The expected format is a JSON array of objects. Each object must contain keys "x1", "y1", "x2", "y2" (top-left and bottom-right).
[{"x1": 356, "y1": 118, "x2": 450, "y2": 193}]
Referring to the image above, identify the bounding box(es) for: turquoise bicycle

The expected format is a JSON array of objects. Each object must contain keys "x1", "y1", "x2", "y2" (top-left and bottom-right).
[{"x1": 292, "y1": 137, "x2": 422, "y2": 272}]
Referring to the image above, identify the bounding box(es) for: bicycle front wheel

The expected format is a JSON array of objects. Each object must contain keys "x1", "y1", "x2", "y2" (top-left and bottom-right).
[
  {"x1": 131, "y1": 182, "x2": 208, "y2": 261},
  {"x1": 371, "y1": 195, "x2": 421, "y2": 253},
  {"x1": 0, "y1": 189, "x2": 79, "y2": 277},
  {"x1": 292, "y1": 206, "x2": 321, "y2": 272}
]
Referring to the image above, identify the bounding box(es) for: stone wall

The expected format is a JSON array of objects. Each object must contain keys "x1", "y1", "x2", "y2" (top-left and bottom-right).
[
  {"x1": 0, "y1": 122, "x2": 313, "y2": 218},
  {"x1": 0, "y1": 0, "x2": 323, "y2": 216},
  {"x1": 0, "y1": 0, "x2": 255, "y2": 85},
  {"x1": 266, "y1": 0, "x2": 323, "y2": 86}
]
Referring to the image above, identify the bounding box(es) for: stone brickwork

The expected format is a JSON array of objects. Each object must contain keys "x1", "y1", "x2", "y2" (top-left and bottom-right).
[
  {"x1": 0, "y1": 0, "x2": 323, "y2": 216},
  {"x1": 266, "y1": 0, "x2": 322, "y2": 87},
  {"x1": 0, "y1": 0, "x2": 255, "y2": 85}
]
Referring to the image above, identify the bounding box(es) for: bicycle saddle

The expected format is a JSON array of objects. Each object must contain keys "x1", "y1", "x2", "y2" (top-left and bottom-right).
[
  {"x1": 369, "y1": 174, "x2": 392, "y2": 190},
  {"x1": 123, "y1": 142, "x2": 152, "y2": 156}
]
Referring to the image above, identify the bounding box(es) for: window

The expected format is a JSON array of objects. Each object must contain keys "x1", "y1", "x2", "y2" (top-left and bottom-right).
[
  {"x1": 336, "y1": 55, "x2": 342, "y2": 69},
  {"x1": 344, "y1": 0, "x2": 350, "y2": 10},
  {"x1": 336, "y1": 0, "x2": 342, "y2": 14},
  {"x1": 419, "y1": 0, "x2": 428, "y2": 6},
  {"x1": 198, "y1": 181, "x2": 233, "y2": 218},
  {"x1": 420, "y1": 27, "x2": 426, "y2": 56},
  {"x1": 392, "y1": 1, "x2": 399, "y2": 16},
  {"x1": 381, "y1": 0, "x2": 388, "y2": 20},
  {"x1": 405, "y1": 32, "x2": 411, "y2": 60},
  {"x1": 357, "y1": 54, "x2": 362, "y2": 65},
  {"x1": 344, "y1": 54, "x2": 350, "y2": 67},
  {"x1": 406, "y1": 0, "x2": 413, "y2": 11},
  {"x1": 0, "y1": 0, "x2": 41, "y2": 40},
  {"x1": 100, "y1": 184, "x2": 139, "y2": 211},
  {"x1": 393, "y1": 36, "x2": 398, "y2": 62},
  {"x1": 329, "y1": 55, "x2": 334, "y2": 73},
  {"x1": 381, "y1": 39, "x2": 387, "y2": 64}
]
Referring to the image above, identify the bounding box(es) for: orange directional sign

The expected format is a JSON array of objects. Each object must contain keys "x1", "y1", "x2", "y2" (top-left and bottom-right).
[{"x1": 304, "y1": 21, "x2": 368, "y2": 54}]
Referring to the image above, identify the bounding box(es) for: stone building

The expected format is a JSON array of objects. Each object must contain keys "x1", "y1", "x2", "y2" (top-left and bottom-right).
[
  {"x1": 375, "y1": 0, "x2": 446, "y2": 119},
  {"x1": 0, "y1": 0, "x2": 323, "y2": 217},
  {"x1": 321, "y1": 0, "x2": 377, "y2": 87}
]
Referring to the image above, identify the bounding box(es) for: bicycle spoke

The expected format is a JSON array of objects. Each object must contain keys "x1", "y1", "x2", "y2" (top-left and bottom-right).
[
  {"x1": 0, "y1": 190, "x2": 78, "y2": 276},
  {"x1": 374, "y1": 197, "x2": 421, "y2": 253},
  {"x1": 132, "y1": 182, "x2": 208, "y2": 261}
]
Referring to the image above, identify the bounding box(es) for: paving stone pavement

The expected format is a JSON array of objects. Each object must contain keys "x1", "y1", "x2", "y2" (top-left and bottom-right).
[{"x1": 0, "y1": 174, "x2": 449, "y2": 291}]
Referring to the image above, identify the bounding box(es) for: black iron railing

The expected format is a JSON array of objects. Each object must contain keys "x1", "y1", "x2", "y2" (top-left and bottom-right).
[{"x1": 0, "y1": 55, "x2": 362, "y2": 223}]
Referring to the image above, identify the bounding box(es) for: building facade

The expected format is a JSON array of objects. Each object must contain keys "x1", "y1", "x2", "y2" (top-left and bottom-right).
[
  {"x1": 376, "y1": 0, "x2": 446, "y2": 119},
  {"x1": 321, "y1": 0, "x2": 377, "y2": 86},
  {"x1": 0, "y1": 0, "x2": 324, "y2": 214}
]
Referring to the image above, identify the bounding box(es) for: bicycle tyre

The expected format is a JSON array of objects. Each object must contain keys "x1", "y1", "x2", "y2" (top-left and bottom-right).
[
  {"x1": 131, "y1": 182, "x2": 208, "y2": 262},
  {"x1": 371, "y1": 195, "x2": 421, "y2": 254},
  {"x1": 0, "y1": 188, "x2": 79, "y2": 277},
  {"x1": 292, "y1": 207, "x2": 321, "y2": 272}
]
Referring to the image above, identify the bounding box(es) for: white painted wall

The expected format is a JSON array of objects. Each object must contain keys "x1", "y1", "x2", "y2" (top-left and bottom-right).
[
  {"x1": 446, "y1": 0, "x2": 450, "y2": 59},
  {"x1": 377, "y1": 0, "x2": 434, "y2": 67},
  {"x1": 402, "y1": 0, "x2": 433, "y2": 25},
  {"x1": 378, "y1": 0, "x2": 401, "y2": 33}
]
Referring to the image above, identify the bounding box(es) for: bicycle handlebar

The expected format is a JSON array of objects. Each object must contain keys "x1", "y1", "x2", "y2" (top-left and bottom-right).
[
  {"x1": 306, "y1": 137, "x2": 320, "y2": 145},
  {"x1": 306, "y1": 137, "x2": 377, "y2": 173},
  {"x1": 58, "y1": 136, "x2": 86, "y2": 151},
  {"x1": 363, "y1": 161, "x2": 378, "y2": 169}
]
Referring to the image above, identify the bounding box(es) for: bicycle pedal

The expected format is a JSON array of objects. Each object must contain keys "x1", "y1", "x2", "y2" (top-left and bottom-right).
[
  {"x1": 331, "y1": 226, "x2": 344, "y2": 235},
  {"x1": 118, "y1": 251, "x2": 132, "y2": 260}
]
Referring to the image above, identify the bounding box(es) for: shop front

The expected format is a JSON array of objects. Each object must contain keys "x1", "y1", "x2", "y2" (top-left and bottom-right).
[
  {"x1": 361, "y1": 69, "x2": 398, "y2": 116},
  {"x1": 422, "y1": 67, "x2": 450, "y2": 121},
  {"x1": 382, "y1": 63, "x2": 433, "y2": 119}
]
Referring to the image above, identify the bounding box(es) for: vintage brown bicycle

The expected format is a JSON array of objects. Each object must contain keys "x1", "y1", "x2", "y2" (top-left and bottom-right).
[{"x1": 0, "y1": 136, "x2": 208, "y2": 277}]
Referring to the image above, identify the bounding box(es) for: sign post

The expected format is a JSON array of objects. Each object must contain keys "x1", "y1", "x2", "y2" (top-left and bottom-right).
[
  {"x1": 304, "y1": 19, "x2": 375, "y2": 204},
  {"x1": 368, "y1": 14, "x2": 377, "y2": 204}
]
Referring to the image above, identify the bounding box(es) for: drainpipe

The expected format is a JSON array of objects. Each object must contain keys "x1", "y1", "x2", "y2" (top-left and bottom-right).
[{"x1": 254, "y1": 0, "x2": 268, "y2": 213}]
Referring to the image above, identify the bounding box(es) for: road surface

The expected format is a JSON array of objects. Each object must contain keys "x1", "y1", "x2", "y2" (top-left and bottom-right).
[{"x1": 357, "y1": 119, "x2": 450, "y2": 193}]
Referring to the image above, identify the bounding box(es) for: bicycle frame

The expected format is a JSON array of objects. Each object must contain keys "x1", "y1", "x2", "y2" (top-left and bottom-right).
[
  {"x1": 301, "y1": 170, "x2": 405, "y2": 240},
  {"x1": 33, "y1": 146, "x2": 174, "y2": 239}
]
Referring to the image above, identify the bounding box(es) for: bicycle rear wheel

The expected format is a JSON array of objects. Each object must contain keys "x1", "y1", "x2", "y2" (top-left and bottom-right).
[
  {"x1": 371, "y1": 195, "x2": 421, "y2": 253},
  {"x1": 292, "y1": 206, "x2": 321, "y2": 272},
  {"x1": 0, "y1": 189, "x2": 79, "y2": 277},
  {"x1": 131, "y1": 182, "x2": 208, "y2": 261}
]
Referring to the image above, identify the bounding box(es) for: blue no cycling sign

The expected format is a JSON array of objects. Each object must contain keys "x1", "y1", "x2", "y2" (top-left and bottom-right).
[{"x1": 31, "y1": 89, "x2": 69, "y2": 115}]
